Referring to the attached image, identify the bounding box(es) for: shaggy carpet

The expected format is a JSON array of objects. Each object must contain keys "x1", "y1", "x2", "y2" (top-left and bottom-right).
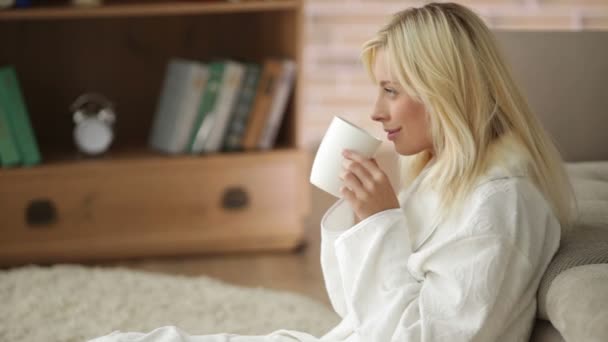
[{"x1": 0, "y1": 264, "x2": 340, "y2": 342}]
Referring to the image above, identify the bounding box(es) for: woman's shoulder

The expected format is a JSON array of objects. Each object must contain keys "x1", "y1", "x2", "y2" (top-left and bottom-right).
[
  {"x1": 462, "y1": 175, "x2": 559, "y2": 241},
  {"x1": 463, "y1": 175, "x2": 562, "y2": 263},
  {"x1": 471, "y1": 175, "x2": 544, "y2": 211},
  {"x1": 461, "y1": 135, "x2": 555, "y2": 235}
]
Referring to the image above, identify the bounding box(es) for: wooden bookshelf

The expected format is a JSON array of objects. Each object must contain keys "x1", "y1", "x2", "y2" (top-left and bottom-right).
[{"x1": 0, "y1": 0, "x2": 310, "y2": 266}]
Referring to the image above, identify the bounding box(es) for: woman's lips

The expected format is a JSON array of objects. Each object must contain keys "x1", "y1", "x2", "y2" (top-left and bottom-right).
[{"x1": 386, "y1": 127, "x2": 402, "y2": 140}]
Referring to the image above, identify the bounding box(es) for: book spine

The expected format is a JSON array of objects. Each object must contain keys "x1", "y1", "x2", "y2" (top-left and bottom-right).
[
  {"x1": 149, "y1": 59, "x2": 192, "y2": 154},
  {"x1": 258, "y1": 60, "x2": 296, "y2": 150},
  {"x1": 189, "y1": 62, "x2": 225, "y2": 154},
  {"x1": 0, "y1": 80, "x2": 20, "y2": 167},
  {"x1": 241, "y1": 59, "x2": 283, "y2": 150},
  {"x1": 0, "y1": 67, "x2": 40, "y2": 166},
  {"x1": 222, "y1": 64, "x2": 261, "y2": 152},
  {"x1": 173, "y1": 62, "x2": 209, "y2": 153},
  {"x1": 202, "y1": 61, "x2": 245, "y2": 153}
]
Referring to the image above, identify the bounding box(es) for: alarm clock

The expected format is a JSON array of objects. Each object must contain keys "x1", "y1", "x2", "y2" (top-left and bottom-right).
[{"x1": 71, "y1": 93, "x2": 116, "y2": 156}]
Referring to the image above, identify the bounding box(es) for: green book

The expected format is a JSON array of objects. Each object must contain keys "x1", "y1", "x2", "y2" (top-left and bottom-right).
[
  {"x1": 188, "y1": 62, "x2": 225, "y2": 154},
  {"x1": 0, "y1": 66, "x2": 41, "y2": 166},
  {"x1": 0, "y1": 92, "x2": 21, "y2": 167}
]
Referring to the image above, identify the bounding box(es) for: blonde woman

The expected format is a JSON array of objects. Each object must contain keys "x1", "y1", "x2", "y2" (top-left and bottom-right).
[{"x1": 90, "y1": 2, "x2": 575, "y2": 342}]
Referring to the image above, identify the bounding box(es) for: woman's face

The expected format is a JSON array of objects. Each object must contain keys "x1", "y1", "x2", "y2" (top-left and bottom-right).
[{"x1": 371, "y1": 49, "x2": 433, "y2": 156}]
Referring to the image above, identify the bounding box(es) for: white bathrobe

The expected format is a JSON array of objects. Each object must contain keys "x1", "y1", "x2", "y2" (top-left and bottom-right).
[{"x1": 90, "y1": 153, "x2": 561, "y2": 342}]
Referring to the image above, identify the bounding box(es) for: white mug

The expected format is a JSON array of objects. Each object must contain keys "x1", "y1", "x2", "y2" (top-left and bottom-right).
[{"x1": 310, "y1": 116, "x2": 382, "y2": 198}]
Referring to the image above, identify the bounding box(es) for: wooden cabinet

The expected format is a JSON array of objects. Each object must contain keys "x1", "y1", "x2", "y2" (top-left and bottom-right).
[{"x1": 0, "y1": 0, "x2": 310, "y2": 265}]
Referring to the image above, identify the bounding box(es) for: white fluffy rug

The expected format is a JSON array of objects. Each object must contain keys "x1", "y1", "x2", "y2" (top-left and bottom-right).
[{"x1": 0, "y1": 264, "x2": 340, "y2": 342}]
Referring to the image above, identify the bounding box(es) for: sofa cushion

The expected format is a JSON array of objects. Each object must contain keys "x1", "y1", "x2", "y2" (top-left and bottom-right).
[
  {"x1": 536, "y1": 163, "x2": 608, "y2": 321},
  {"x1": 537, "y1": 226, "x2": 608, "y2": 319},
  {"x1": 566, "y1": 161, "x2": 608, "y2": 182},
  {"x1": 545, "y1": 264, "x2": 608, "y2": 342},
  {"x1": 568, "y1": 163, "x2": 608, "y2": 228},
  {"x1": 570, "y1": 178, "x2": 608, "y2": 229}
]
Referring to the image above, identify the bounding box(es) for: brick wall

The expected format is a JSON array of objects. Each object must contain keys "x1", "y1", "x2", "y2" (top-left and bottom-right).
[{"x1": 300, "y1": 0, "x2": 608, "y2": 147}]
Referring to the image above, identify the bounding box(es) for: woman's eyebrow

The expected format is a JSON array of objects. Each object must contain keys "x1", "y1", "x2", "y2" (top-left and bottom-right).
[{"x1": 379, "y1": 80, "x2": 394, "y2": 86}]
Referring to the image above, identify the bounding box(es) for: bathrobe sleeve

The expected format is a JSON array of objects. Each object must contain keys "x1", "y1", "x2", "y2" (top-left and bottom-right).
[{"x1": 320, "y1": 184, "x2": 556, "y2": 341}]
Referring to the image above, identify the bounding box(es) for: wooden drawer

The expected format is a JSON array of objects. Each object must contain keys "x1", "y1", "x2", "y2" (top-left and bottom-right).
[{"x1": 0, "y1": 149, "x2": 310, "y2": 266}]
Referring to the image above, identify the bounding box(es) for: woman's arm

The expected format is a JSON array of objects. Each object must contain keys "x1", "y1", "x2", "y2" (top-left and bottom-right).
[{"x1": 320, "y1": 149, "x2": 408, "y2": 320}]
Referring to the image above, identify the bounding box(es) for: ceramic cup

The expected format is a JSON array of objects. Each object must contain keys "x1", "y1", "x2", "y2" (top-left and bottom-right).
[{"x1": 310, "y1": 116, "x2": 382, "y2": 198}]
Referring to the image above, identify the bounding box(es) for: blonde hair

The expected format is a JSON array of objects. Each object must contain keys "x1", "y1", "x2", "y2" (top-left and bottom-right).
[{"x1": 361, "y1": 2, "x2": 576, "y2": 229}]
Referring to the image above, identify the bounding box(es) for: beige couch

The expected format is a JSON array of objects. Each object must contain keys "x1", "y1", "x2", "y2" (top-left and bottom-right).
[
  {"x1": 531, "y1": 162, "x2": 608, "y2": 342},
  {"x1": 494, "y1": 31, "x2": 608, "y2": 342}
]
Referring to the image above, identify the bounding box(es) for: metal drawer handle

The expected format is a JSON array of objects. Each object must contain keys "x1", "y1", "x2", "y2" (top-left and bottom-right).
[
  {"x1": 222, "y1": 186, "x2": 250, "y2": 210},
  {"x1": 26, "y1": 198, "x2": 58, "y2": 227}
]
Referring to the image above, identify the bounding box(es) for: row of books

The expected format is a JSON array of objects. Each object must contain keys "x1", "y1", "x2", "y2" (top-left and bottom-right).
[
  {"x1": 0, "y1": 66, "x2": 41, "y2": 168},
  {"x1": 148, "y1": 57, "x2": 296, "y2": 154}
]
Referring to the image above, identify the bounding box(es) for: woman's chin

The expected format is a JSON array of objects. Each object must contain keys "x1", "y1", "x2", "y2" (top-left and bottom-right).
[
  {"x1": 394, "y1": 144, "x2": 428, "y2": 156},
  {"x1": 394, "y1": 145, "x2": 417, "y2": 156}
]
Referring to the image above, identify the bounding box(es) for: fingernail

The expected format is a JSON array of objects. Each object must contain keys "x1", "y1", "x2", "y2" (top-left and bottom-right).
[{"x1": 342, "y1": 149, "x2": 350, "y2": 156}]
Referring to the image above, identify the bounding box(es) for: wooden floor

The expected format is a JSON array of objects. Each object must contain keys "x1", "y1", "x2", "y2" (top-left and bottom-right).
[{"x1": 99, "y1": 185, "x2": 337, "y2": 307}]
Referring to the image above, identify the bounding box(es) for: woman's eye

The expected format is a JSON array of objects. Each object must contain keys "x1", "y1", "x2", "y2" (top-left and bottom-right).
[{"x1": 383, "y1": 88, "x2": 397, "y2": 96}]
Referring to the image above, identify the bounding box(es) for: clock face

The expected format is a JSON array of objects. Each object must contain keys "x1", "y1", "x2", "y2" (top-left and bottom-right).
[{"x1": 74, "y1": 118, "x2": 113, "y2": 155}]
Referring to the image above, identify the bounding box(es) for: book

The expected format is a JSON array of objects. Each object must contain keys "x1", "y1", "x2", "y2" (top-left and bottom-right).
[
  {"x1": 0, "y1": 66, "x2": 40, "y2": 166},
  {"x1": 149, "y1": 58, "x2": 208, "y2": 154},
  {"x1": 199, "y1": 60, "x2": 245, "y2": 153},
  {"x1": 222, "y1": 63, "x2": 261, "y2": 152},
  {"x1": 258, "y1": 60, "x2": 296, "y2": 150},
  {"x1": 0, "y1": 91, "x2": 20, "y2": 167},
  {"x1": 241, "y1": 59, "x2": 284, "y2": 150},
  {"x1": 188, "y1": 61, "x2": 225, "y2": 154}
]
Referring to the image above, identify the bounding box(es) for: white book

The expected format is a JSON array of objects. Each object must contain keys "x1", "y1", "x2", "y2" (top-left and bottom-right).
[
  {"x1": 173, "y1": 62, "x2": 209, "y2": 153},
  {"x1": 201, "y1": 61, "x2": 245, "y2": 153},
  {"x1": 258, "y1": 60, "x2": 296, "y2": 150},
  {"x1": 149, "y1": 59, "x2": 208, "y2": 154}
]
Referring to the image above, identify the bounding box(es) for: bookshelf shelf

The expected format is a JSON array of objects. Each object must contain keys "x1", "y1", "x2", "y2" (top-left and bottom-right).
[
  {"x1": 0, "y1": 0, "x2": 309, "y2": 266},
  {"x1": 0, "y1": 1, "x2": 299, "y2": 21},
  {"x1": 2, "y1": 146, "x2": 300, "y2": 170}
]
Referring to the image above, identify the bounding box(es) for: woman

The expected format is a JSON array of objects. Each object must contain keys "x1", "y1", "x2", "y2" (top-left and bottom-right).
[{"x1": 91, "y1": 2, "x2": 575, "y2": 341}]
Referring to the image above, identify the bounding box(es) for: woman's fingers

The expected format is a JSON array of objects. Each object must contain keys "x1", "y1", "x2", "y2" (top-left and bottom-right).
[
  {"x1": 340, "y1": 150, "x2": 400, "y2": 221},
  {"x1": 340, "y1": 185, "x2": 356, "y2": 203},
  {"x1": 342, "y1": 159, "x2": 374, "y2": 190},
  {"x1": 340, "y1": 169, "x2": 367, "y2": 199},
  {"x1": 342, "y1": 149, "x2": 384, "y2": 182}
]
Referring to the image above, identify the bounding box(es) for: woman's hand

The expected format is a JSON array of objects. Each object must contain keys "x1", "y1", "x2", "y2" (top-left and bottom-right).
[{"x1": 340, "y1": 149, "x2": 400, "y2": 221}]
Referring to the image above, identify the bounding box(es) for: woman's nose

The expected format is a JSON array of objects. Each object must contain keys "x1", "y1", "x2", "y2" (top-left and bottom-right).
[
  {"x1": 371, "y1": 96, "x2": 389, "y2": 122},
  {"x1": 371, "y1": 108, "x2": 389, "y2": 122}
]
